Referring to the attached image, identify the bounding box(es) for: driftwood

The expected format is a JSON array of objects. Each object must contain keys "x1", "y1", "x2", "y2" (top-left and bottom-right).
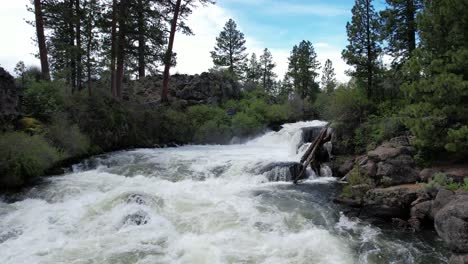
[{"x1": 294, "y1": 124, "x2": 330, "y2": 184}]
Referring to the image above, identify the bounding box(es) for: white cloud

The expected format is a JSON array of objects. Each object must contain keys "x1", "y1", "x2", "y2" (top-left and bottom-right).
[
  {"x1": 173, "y1": 4, "x2": 350, "y2": 83},
  {"x1": 0, "y1": 0, "x2": 39, "y2": 74}
]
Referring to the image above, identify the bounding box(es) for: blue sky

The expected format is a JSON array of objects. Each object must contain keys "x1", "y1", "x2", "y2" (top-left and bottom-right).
[{"x1": 0, "y1": 0, "x2": 387, "y2": 82}]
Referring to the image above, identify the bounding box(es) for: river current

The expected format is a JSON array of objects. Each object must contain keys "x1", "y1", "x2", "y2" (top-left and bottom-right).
[{"x1": 0, "y1": 121, "x2": 448, "y2": 263}]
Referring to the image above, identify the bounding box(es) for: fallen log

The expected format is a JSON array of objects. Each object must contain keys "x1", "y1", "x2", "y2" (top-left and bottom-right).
[{"x1": 294, "y1": 124, "x2": 330, "y2": 184}]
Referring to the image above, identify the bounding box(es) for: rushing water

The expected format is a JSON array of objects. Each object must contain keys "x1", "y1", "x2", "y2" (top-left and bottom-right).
[{"x1": 0, "y1": 121, "x2": 449, "y2": 264}]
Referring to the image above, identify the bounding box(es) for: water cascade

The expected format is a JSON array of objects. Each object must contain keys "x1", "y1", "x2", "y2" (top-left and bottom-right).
[{"x1": 0, "y1": 121, "x2": 448, "y2": 263}]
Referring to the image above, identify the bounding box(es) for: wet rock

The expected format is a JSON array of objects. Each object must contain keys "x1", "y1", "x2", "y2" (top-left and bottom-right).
[
  {"x1": 392, "y1": 218, "x2": 412, "y2": 230},
  {"x1": 123, "y1": 210, "x2": 150, "y2": 226},
  {"x1": 435, "y1": 194, "x2": 468, "y2": 253},
  {"x1": 361, "y1": 185, "x2": 420, "y2": 219},
  {"x1": 411, "y1": 200, "x2": 433, "y2": 220},
  {"x1": 258, "y1": 162, "x2": 304, "y2": 182},
  {"x1": 127, "y1": 194, "x2": 147, "y2": 205},
  {"x1": 376, "y1": 160, "x2": 419, "y2": 187},
  {"x1": 449, "y1": 254, "x2": 468, "y2": 264},
  {"x1": 301, "y1": 126, "x2": 323, "y2": 143}
]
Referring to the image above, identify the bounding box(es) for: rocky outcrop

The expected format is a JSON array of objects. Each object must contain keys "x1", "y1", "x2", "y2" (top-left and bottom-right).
[
  {"x1": 129, "y1": 72, "x2": 241, "y2": 106},
  {"x1": 257, "y1": 162, "x2": 304, "y2": 182},
  {"x1": 360, "y1": 184, "x2": 421, "y2": 219},
  {"x1": 435, "y1": 193, "x2": 468, "y2": 254},
  {"x1": 0, "y1": 68, "x2": 20, "y2": 125}
]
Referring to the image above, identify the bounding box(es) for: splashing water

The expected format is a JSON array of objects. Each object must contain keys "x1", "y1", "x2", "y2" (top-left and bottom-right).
[{"x1": 0, "y1": 121, "x2": 448, "y2": 264}]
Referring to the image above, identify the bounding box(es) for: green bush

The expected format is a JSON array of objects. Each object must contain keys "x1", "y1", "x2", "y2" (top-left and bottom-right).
[
  {"x1": 342, "y1": 165, "x2": 373, "y2": 200},
  {"x1": 231, "y1": 112, "x2": 263, "y2": 137},
  {"x1": 22, "y1": 81, "x2": 66, "y2": 120},
  {"x1": 0, "y1": 132, "x2": 60, "y2": 188},
  {"x1": 160, "y1": 109, "x2": 192, "y2": 144},
  {"x1": 425, "y1": 172, "x2": 460, "y2": 192},
  {"x1": 46, "y1": 114, "x2": 90, "y2": 158}
]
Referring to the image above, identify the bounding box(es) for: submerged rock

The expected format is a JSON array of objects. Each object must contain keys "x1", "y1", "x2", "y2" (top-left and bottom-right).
[
  {"x1": 122, "y1": 210, "x2": 150, "y2": 226},
  {"x1": 257, "y1": 162, "x2": 304, "y2": 182}
]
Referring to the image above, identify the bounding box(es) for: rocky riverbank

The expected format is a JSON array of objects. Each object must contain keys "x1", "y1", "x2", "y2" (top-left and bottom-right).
[{"x1": 332, "y1": 136, "x2": 468, "y2": 263}]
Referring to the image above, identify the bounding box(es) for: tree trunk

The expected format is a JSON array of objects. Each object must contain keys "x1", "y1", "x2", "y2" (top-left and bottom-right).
[
  {"x1": 161, "y1": 0, "x2": 182, "y2": 102},
  {"x1": 406, "y1": 0, "x2": 416, "y2": 54},
  {"x1": 137, "y1": 0, "x2": 145, "y2": 78},
  {"x1": 116, "y1": 0, "x2": 128, "y2": 99},
  {"x1": 366, "y1": 0, "x2": 373, "y2": 99},
  {"x1": 34, "y1": 0, "x2": 50, "y2": 81},
  {"x1": 75, "y1": 0, "x2": 82, "y2": 90},
  {"x1": 110, "y1": 0, "x2": 118, "y2": 97},
  {"x1": 86, "y1": 0, "x2": 94, "y2": 96},
  {"x1": 68, "y1": 0, "x2": 76, "y2": 93}
]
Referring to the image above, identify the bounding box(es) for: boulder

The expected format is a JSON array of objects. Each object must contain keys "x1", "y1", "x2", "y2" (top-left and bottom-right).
[
  {"x1": 435, "y1": 193, "x2": 468, "y2": 253},
  {"x1": 376, "y1": 160, "x2": 419, "y2": 186},
  {"x1": 257, "y1": 162, "x2": 304, "y2": 182},
  {"x1": 419, "y1": 168, "x2": 439, "y2": 183},
  {"x1": 360, "y1": 184, "x2": 421, "y2": 219},
  {"x1": 432, "y1": 189, "x2": 456, "y2": 218},
  {"x1": 337, "y1": 158, "x2": 355, "y2": 177},
  {"x1": 449, "y1": 254, "x2": 468, "y2": 264},
  {"x1": 0, "y1": 68, "x2": 20, "y2": 125}
]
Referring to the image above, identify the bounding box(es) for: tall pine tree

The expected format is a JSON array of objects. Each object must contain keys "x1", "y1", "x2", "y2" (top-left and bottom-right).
[
  {"x1": 321, "y1": 59, "x2": 337, "y2": 94},
  {"x1": 246, "y1": 53, "x2": 261, "y2": 86},
  {"x1": 210, "y1": 19, "x2": 247, "y2": 78},
  {"x1": 342, "y1": 0, "x2": 382, "y2": 100},
  {"x1": 287, "y1": 40, "x2": 321, "y2": 100},
  {"x1": 259, "y1": 48, "x2": 277, "y2": 93}
]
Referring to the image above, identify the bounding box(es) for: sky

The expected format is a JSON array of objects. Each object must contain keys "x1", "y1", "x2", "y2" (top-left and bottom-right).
[{"x1": 0, "y1": 0, "x2": 385, "y2": 83}]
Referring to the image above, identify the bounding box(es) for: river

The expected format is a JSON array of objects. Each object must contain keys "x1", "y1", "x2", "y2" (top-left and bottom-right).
[{"x1": 0, "y1": 121, "x2": 449, "y2": 263}]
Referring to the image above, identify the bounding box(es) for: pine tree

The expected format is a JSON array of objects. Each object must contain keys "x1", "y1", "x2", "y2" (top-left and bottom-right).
[
  {"x1": 259, "y1": 48, "x2": 277, "y2": 93},
  {"x1": 342, "y1": 0, "x2": 382, "y2": 100},
  {"x1": 380, "y1": 0, "x2": 422, "y2": 65},
  {"x1": 246, "y1": 53, "x2": 261, "y2": 86},
  {"x1": 33, "y1": 0, "x2": 50, "y2": 81},
  {"x1": 210, "y1": 19, "x2": 248, "y2": 78},
  {"x1": 402, "y1": 0, "x2": 468, "y2": 156},
  {"x1": 287, "y1": 40, "x2": 321, "y2": 100},
  {"x1": 321, "y1": 59, "x2": 337, "y2": 94}
]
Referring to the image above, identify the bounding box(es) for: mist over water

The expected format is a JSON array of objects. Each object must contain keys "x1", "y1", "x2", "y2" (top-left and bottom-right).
[{"x1": 0, "y1": 121, "x2": 448, "y2": 264}]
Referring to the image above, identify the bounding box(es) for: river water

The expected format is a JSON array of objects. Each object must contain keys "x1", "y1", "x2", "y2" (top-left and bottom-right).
[{"x1": 0, "y1": 121, "x2": 449, "y2": 263}]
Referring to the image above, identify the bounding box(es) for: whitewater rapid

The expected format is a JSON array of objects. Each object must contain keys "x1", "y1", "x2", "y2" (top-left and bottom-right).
[{"x1": 0, "y1": 121, "x2": 448, "y2": 264}]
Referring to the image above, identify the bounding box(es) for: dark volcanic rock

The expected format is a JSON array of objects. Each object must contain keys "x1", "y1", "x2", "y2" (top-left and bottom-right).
[
  {"x1": 129, "y1": 72, "x2": 241, "y2": 106},
  {"x1": 0, "y1": 68, "x2": 20, "y2": 125},
  {"x1": 435, "y1": 193, "x2": 468, "y2": 253},
  {"x1": 257, "y1": 162, "x2": 304, "y2": 182},
  {"x1": 449, "y1": 254, "x2": 468, "y2": 264},
  {"x1": 360, "y1": 185, "x2": 421, "y2": 219},
  {"x1": 419, "y1": 168, "x2": 439, "y2": 183},
  {"x1": 432, "y1": 189, "x2": 456, "y2": 219}
]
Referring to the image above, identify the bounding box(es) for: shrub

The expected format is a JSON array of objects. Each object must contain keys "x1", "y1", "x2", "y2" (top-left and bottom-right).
[
  {"x1": 0, "y1": 132, "x2": 60, "y2": 188},
  {"x1": 22, "y1": 81, "x2": 66, "y2": 120},
  {"x1": 160, "y1": 109, "x2": 192, "y2": 144},
  {"x1": 18, "y1": 117, "x2": 45, "y2": 135},
  {"x1": 231, "y1": 112, "x2": 263, "y2": 137},
  {"x1": 46, "y1": 114, "x2": 90, "y2": 158},
  {"x1": 425, "y1": 172, "x2": 460, "y2": 192},
  {"x1": 342, "y1": 165, "x2": 372, "y2": 200}
]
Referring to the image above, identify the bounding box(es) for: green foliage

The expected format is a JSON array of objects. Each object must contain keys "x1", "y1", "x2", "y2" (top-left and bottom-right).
[
  {"x1": 160, "y1": 109, "x2": 191, "y2": 144},
  {"x1": 342, "y1": 0, "x2": 382, "y2": 99},
  {"x1": 18, "y1": 117, "x2": 45, "y2": 135},
  {"x1": 22, "y1": 81, "x2": 66, "y2": 120},
  {"x1": 211, "y1": 19, "x2": 247, "y2": 78},
  {"x1": 287, "y1": 40, "x2": 321, "y2": 100},
  {"x1": 445, "y1": 126, "x2": 468, "y2": 155},
  {"x1": 342, "y1": 165, "x2": 372, "y2": 200},
  {"x1": 187, "y1": 105, "x2": 232, "y2": 143},
  {"x1": 0, "y1": 132, "x2": 60, "y2": 188},
  {"x1": 231, "y1": 112, "x2": 263, "y2": 137},
  {"x1": 321, "y1": 59, "x2": 337, "y2": 94},
  {"x1": 425, "y1": 172, "x2": 460, "y2": 192},
  {"x1": 46, "y1": 114, "x2": 90, "y2": 158}
]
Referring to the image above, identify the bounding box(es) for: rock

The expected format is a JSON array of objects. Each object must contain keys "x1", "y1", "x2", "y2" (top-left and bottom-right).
[
  {"x1": 257, "y1": 162, "x2": 304, "y2": 182},
  {"x1": 368, "y1": 144, "x2": 402, "y2": 161},
  {"x1": 129, "y1": 72, "x2": 241, "y2": 106},
  {"x1": 363, "y1": 159, "x2": 377, "y2": 178},
  {"x1": 361, "y1": 185, "x2": 421, "y2": 219},
  {"x1": 408, "y1": 217, "x2": 422, "y2": 231},
  {"x1": 376, "y1": 160, "x2": 419, "y2": 186},
  {"x1": 338, "y1": 158, "x2": 355, "y2": 177},
  {"x1": 301, "y1": 126, "x2": 323, "y2": 143},
  {"x1": 435, "y1": 194, "x2": 468, "y2": 253},
  {"x1": 392, "y1": 218, "x2": 411, "y2": 229},
  {"x1": 0, "y1": 68, "x2": 20, "y2": 125},
  {"x1": 450, "y1": 254, "x2": 468, "y2": 264},
  {"x1": 432, "y1": 189, "x2": 456, "y2": 218},
  {"x1": 389, "y1": 136, "x2": 411, "y2": 146},
  {"x1": 411, "y1": 200, "x2": 433, "y2": 220},
  {"x1": 122, "y1": 210, "x2": 150, "y2": 226},
  {"x1": 333, "y1": 197, "x2": 362, "y2": 208},
  {"x1": 419, "y1": 168, "x2": 439, "y2": 183}
]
